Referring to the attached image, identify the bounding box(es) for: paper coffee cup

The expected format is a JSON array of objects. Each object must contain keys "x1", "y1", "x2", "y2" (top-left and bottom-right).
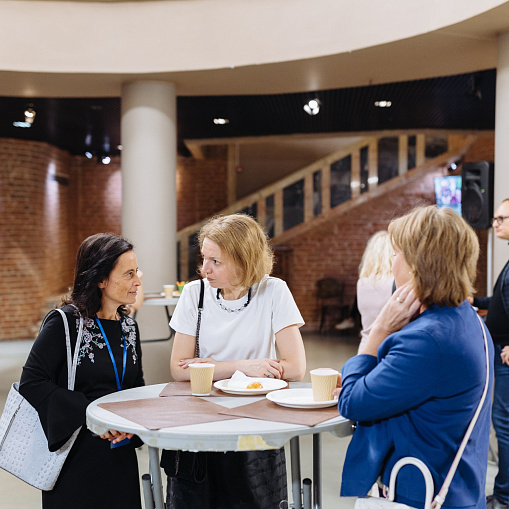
[
  {"x1": 189, "y1": 363, "x2": 215, "y2": 396},
  {"x1": 310, "y1": 368, "x2": 339, "y2": 402},
  {"x1": 163, "y1": 285, "x2": 175, "y2": 298}
]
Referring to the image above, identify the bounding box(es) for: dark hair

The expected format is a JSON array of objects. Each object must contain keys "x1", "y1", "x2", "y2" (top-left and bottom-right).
[{"x1": 66, "y1": 233, "x2": 134, "y2": 317}]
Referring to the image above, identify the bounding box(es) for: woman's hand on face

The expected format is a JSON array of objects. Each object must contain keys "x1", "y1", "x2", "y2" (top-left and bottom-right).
[
  {"x1": 178, "y1": 357, "x2": 214, "y2": 369},
  {"x1": 372, "y1": 283, "x2": 421, "y2": 337},
  {"x1": 240, "y1": 359, "x2": 283, "y2": 379},
  {"x1": 99, "y1": 429, "x2": 134, "y2": 444},
  {"x1": 501, "y1": 346, "x2": 509, "y2": 366},
  {"x1": 360, "y1": 284, "x2": 421, "y2": 356}
]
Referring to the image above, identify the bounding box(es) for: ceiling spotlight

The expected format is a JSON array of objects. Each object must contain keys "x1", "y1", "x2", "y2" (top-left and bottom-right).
[
  {"x1": 85, "y1": 151, "x2": 93, "y2": 159},
  {"x1": 101, "y1": 155, "x2": 111, "y2": 165},
  {"x1": 213, "y1": 118, "x2": 229, "y2": 125},
  {"x1": 447, "y1": 159, "x2": 461, "y2": 172},
  {"x1": 24, "y1": 104, "x2": 36, "y2": 124},
  {"x1": 304, "y1": 98, "x2": 321, "y2": 116},
  {"x1": 374, "y1": 100, "x2": 392, "y2": 108}
]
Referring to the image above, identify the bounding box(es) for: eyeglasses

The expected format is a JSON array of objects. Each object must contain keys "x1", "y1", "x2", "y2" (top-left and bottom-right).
[{"x1": 491, "y1": 216, "x2": 509, "y2": 226}]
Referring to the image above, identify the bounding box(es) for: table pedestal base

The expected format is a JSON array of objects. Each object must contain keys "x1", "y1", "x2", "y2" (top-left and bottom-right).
[
  {"x1": 142, "y1": 437, "x2": 323, "y2": 509},
  {"x1": 290, "y1": 434, "x2": 322, "y2": 509}
]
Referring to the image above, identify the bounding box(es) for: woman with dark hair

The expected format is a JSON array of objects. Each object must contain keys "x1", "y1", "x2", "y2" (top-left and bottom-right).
[{"x1": 20, "y1": 233, "x2": 145, "y2": 509}]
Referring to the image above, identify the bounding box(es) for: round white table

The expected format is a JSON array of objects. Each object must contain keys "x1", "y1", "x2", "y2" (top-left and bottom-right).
[{"x1": 86, "y1": 383, "x2": 353, "y2": 509}]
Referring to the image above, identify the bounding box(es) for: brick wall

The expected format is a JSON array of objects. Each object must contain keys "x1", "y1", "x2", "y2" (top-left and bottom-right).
[
  {"x1": 0, "y1": 140, "x2": 73, "y2": 339},
  {"x1": 176, "y1": 156, "x2": 228, "y2": 230},
  {"x1": 0, "y1": 143, "x2": 227, "y2": 340},
  {"x1": 69, "y1": 155, "x2": 123, "y2": 257},
  {"x1": 284, "y1": 168, "x2": 490, "y2": 330},
  {"x1": 0, "y1": 135, "x2": 494, "y2": 339},
  {"x1": 463, "y1": 135, "x2": 495, "y2": 163}
]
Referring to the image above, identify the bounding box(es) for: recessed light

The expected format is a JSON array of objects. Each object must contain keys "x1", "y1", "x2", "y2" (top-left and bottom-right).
[
  {"x1": 374, "y1": 100, "x2": 392, "y2": 108},
  {"x1": 24, "y1": 106, "x2": 36, "y2": 124},
  {"x1": 213, "y1": 118, "x2": 229, "y2": 125},
  {"x1": 304, "y1": 98, "x2": 321, "y2": 115}
]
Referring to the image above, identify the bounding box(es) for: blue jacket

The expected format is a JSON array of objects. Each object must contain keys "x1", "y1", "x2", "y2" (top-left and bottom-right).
[{"x1": 338, "y1": 301, "x2": 493, "y2": 509}]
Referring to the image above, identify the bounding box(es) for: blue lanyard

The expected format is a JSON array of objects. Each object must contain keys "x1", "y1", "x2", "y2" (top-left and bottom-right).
[{"x1": 95, "y1": 316, "x2": 127, "y2": 391}]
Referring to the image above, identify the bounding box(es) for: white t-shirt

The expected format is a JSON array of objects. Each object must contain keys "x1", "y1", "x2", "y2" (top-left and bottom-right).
[{"x1": 170, "y1": 275, "x2": 304, "y2": 361}]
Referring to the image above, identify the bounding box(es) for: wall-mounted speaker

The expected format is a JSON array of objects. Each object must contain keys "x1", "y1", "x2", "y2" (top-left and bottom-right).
[{"x1": 461, "y1": 161, "x2": 494, "y2": 230}]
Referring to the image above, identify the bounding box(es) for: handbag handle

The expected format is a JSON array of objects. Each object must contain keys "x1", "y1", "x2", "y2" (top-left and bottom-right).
[
  {"x1": 388, "y1": 457, "x2": 434, "y2": 509},
  {"x1": 194, "y1": 279, "x2": 205, "y2": 358},
  {"x1": 431, "y1": 312, "x2": 490, "y2": 509},
  {"x1": 41, "y1": 308, "x2": 84, "y2": 391}
]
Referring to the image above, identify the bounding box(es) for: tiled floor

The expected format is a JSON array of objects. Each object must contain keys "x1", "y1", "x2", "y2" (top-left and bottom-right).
[{"x1": 0, "y1": 330, "x2": 497, "y2": 508}]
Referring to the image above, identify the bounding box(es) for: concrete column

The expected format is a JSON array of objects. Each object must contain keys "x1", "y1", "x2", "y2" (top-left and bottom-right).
[
  {"x1": 121, "y1": 81, "x2": 177, "y2": 293},
  {"x1": 492, "y1": 33, "x2": 509, "y2": 287}
]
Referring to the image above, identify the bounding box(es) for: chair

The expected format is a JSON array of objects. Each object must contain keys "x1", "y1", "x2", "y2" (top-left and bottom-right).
[{"x1": 316, "y1": 278, "x2": 349, "y2": 333}]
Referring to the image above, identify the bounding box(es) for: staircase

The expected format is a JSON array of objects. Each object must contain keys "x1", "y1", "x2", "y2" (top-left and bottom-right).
[{"x1": 176, "y1": 131, "x2": 477, "y2": 280}]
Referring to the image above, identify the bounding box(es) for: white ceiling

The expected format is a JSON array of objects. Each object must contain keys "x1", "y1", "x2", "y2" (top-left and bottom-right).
[{"x1": 1, "y1": 0, "x2": 509, "y2": 97}]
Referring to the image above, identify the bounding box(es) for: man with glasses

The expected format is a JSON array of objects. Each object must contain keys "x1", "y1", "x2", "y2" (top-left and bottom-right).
[{"x1": 474, "y1": 199, "x2": 509, "y2": 509}]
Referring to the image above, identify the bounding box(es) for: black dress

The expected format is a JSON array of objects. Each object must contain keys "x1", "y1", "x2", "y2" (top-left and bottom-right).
[{"x1": 19, "y1": 305, "x2": 144, "y2": 509}]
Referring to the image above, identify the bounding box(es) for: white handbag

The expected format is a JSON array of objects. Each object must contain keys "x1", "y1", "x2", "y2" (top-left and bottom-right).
[
  {"x1": 0, "y1": 309, "x2": 84, "y2": 490},
  {"x1": 355, "y1": 313, "x2": 490, "y2": 509}
]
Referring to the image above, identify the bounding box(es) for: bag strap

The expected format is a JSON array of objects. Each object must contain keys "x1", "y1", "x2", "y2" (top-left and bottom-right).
[
  {"x1": 388, "y1": 313, "x2": 489, "y2": 509},
  {"x1": 388, "y1": 457, "x2": 434, "y2": 509},
  {"x1": 195, "y1": 279, "x2": 205, "y2": 358},
  {"x1": 431, "y1": 312, "x2": 490, "y2": 509},
  {"x1": 41, "y1": 308, "x2": 84, "y2": 391}
]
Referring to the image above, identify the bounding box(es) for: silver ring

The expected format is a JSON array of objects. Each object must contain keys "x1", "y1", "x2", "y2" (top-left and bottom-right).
[
  {"x1": 396, "y1": 297, "x2": 404, "y2": 303},
  {"x1": 266, "y1": 373, "x2": 274, "y2": 378}
]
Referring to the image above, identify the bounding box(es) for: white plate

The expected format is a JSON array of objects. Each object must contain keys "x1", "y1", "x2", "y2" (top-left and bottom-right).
[
  {"x1": 214, "y1": 378, "x2": 287, "y2": 395},
  {"x1": 266, "y1": 388, "x2": 338, "y2": 409}
]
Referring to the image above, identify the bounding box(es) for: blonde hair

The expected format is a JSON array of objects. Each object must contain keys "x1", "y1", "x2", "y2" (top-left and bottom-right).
[
  {"x1": 388, "y1": 206, "x2": 479, "y2": 309},
  {"x1": 359, "y1": 231, "x2": 393, "y2": 279},
  {"x1": 198, "y1": 214, "x2": 274, "y2": 288}
]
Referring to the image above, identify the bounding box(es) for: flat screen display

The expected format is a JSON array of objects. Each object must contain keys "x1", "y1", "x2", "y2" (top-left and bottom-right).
[{"x1": 434, "y1": 175, "x2": 461, "y2": 216}]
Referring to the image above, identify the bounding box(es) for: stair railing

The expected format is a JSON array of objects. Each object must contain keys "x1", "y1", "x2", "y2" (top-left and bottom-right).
[{"x1": 177, "y1": 131, "x2": 477, "y2": 280}]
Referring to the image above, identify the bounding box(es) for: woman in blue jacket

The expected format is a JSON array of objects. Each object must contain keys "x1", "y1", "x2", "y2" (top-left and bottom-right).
[{"x1": 338, "y1": 206, "x2": 494, "y2": 509}]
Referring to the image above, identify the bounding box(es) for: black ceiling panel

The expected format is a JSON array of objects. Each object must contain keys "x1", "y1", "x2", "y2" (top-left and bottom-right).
[{"x1": 0, "y1": 69, "x2": 496, "y2": 158}]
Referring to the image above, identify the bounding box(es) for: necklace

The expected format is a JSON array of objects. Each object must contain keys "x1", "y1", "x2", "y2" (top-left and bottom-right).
[{"x1": 216, "y1": 288, "x2": 252, "y2": 314}]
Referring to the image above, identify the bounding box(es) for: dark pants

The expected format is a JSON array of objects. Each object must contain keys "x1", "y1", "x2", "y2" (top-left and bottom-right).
[
  {"x1": 493, "y1": 345, "x2": 509, "y2": 504},
  {"x1": 162, "y1": 448, "x2": 287, "y2": 509}
]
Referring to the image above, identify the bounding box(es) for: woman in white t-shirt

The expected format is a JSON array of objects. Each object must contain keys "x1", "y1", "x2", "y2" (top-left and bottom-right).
[{"x1": 161, "y1": 213, "x2": 306, "y2": 509}]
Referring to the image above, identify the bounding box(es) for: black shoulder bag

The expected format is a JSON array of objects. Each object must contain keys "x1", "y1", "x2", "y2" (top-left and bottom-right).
[
  {"x1": 161, "y1": 279, "x2": 208, "y2": 505},
  {"x1": 194, "y1": 278, "x2": 204, "y2": 358}
]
